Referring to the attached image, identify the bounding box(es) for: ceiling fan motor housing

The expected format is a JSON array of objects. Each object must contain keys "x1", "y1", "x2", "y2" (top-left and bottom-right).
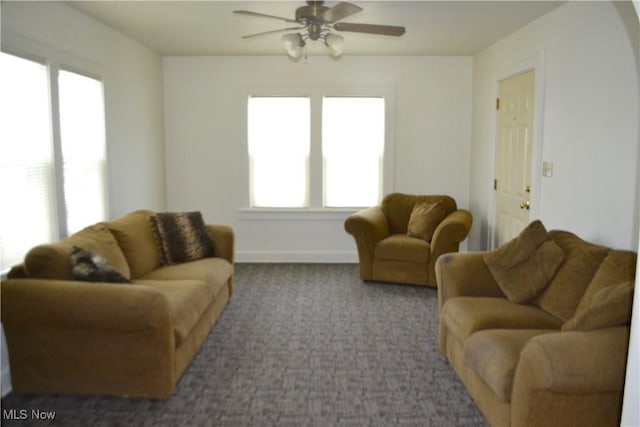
[
  {"x1": 296, "y1": 2, "x2": 328, "y2": 22},
  {"x1": 296, "y1": 2, "x2": 329, "y2": 40}
]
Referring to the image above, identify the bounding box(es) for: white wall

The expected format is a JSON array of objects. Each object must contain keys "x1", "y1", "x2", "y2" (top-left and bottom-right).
[
  {"x1": 163, "y1": 56, "x2": 472, "y2": 261},
  {"x1": 469, "y1": 0, "x2": 639, "y2": 251},
  {"x1": 622, "y1": 3, "x2": 640, "y2": 425},
  {"x1": 1, "y1": 0, "x2": 166, "y2": 397}
]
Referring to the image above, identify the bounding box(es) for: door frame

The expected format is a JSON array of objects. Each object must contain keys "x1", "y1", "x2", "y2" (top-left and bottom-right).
[{"x1": 488, "y1": 51, "x2": 546, "y2": 249}]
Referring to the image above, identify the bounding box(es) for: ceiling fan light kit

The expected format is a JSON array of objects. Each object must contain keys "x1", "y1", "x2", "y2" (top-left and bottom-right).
[
  {"x1": 282, "y1": 33, "x2": 305, "y2": 59},
  {"x1": 234, "y1": 1, "x2": 406, "y2": 60},
  {"x1": 325, "y1": 33, "x2": 345, "y2": 57}
]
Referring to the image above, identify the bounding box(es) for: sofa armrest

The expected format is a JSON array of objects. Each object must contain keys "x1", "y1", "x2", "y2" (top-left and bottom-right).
[
  {"x1": 435, "y1": 251, "x2": 504, "y2": 312},
  {"x1": 207, "y1": 224, "x2": 234, "y2": 264},
  {"x1": 511, "y1": 327, "x2": 629, "y2": 427},
  {"x1": 344, "y1": 206, "x2": 390, "y2": 243},
  {"x1": 431, "y1": 209, "x2": 473, "y2": 261},
  {"x1": 1, "y1": 278, "x2": 172, "y2": 333},
  {"x1": 344, "y1": 206, "x2": 390, "y2": 280},
  {"x1": 1, "y1": 278, "x2": 176, "y2": 399},
  {"x1": 515, "y1": 327, "x2": 629, "y2": 393}
]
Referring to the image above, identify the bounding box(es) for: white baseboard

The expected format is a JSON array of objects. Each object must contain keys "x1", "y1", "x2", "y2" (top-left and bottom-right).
[{"x1": 235, "y1": 250, "x2": 358, "y2": 263}]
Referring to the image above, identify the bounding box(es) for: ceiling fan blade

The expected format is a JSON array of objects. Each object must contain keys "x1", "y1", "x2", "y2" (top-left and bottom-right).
[
  {"x1": 241, "y1": 27, "x2": 306, "y2": 39},
  {"x1": 233, "y1": 10, "x2": 298, "y2": 24},
  {"x1": 320, "y1": 2, "x2": 362, "y2": 24},
  {"x1": 333, "y1": 22, "x2": 406, "y2": 36}
]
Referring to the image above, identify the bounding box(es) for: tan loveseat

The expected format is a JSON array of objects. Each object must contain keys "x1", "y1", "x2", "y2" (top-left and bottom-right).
[
  {"x1": 345, "y1": 193, "x2": 472, "y2": 286},
  {"x1": 1, "y1": 210, "x2": 234, "y2": 400},
  {"x1": 436, "y1": 223, "x2": 635, "y2": 427}
]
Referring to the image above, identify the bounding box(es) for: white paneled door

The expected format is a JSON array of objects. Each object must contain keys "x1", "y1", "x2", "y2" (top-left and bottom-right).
[{"x1": 493, "y1": 70, "x2": 535, "y2": 248}]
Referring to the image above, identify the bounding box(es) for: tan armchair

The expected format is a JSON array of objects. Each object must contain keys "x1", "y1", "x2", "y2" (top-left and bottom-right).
[{"x1": 344, "y1": 193, "x2": 472, "y2": 286}]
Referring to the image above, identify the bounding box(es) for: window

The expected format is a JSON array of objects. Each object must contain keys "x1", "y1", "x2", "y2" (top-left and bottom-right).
[
  {"x1": 322, "y1": 97, "x2": 385, "y2": 207},
  {"x1": 246, "y1": 92, "x2": 390, "y2": 210},
  {"x1": 248, "y1": 97, "x2": 310, "y2": 208},
  {"x1": 58, "y1": 70, "x2": 107, "y2": 234},
  {"x1": 0, "y1": 53, "x2": 55, "y2": 271},
  {"x1": 0, "y1": 51, "x2": 107, "y2": 272}
]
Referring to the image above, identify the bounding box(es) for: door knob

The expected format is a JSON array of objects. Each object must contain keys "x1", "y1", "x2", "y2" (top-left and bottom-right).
[{"x1": 520, "y1": 201, "x2": 530, "y2": 210}]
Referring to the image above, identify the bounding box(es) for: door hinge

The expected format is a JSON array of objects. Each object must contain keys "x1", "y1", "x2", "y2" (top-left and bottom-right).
[
  {"x1": 493, "y1": 179, "x2": 498, "y2": 190},
  {"x1": 496, "y1": 98, "x2": 500, "y2": 110}
]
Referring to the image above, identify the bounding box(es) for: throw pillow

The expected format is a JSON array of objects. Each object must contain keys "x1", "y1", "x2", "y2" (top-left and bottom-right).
[
  {"x1": 562, "y1": 281, "x2": 634, "y2": 331},
  {"x1": 532, "y1": 231, "x2": 610, "y2": 322},
  {"x1": 149, "y1": 211, "x2": 216, "y2": 265},
  {"x1": 25, "y1": 223, "x2": 131, "y2": 281},
  {"x1": 407, "y1": 201, "x2": 446, "y2": 242},
  {"x1": 70, "y1": 246, "x2": 131, "y2": 283},
  {"x1": 571, "y1": 251, "x2": 637, "y2": 317},
  {"x1": 484, "y1": 220, "x2": 565, "y2": 303}
]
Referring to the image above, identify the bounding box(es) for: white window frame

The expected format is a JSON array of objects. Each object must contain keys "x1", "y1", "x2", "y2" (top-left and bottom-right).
[
  {"x1": 239, "y1": 86, "x2": 395, "y2": 220},
  {"x1": 1, "y1": 32, "x2": 109, "y2": 265}
]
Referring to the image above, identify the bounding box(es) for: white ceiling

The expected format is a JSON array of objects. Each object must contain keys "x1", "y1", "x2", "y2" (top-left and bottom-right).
[{"x1": 68, "y1": 1, "x2": 565, "y2": 56}]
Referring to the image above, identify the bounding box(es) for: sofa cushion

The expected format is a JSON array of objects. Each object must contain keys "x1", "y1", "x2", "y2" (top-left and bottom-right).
[
  {"x1": 70, "y1": 246, "x2": 131, "y2": 283},
  {"x1": 464, "y1": 329, "x2": 553, "y2": 402},
  {"x1": 441, "y1": 297, "x2": 563, "y2": 342},
  {"x1": 106, "y1": 210, "x2": 161, "y2": 279},
  {"x1": 24, "y1": 223, "x2": 130, "y2": 281},
  {"x1": 149, "y1": 211, "x2": 216, "y2": 266},
  {"x1": 484, "y1": 220, "x2": 564, "y2": 303},
  {"x1": 134, "y1": 280, "x2": 212, "y2": 346},
  {"x1": 139, "y1": 258, "x2": 233, "y2": 297},
  {"x1": 562, "y1": 281, "x2": 634, "y2": 331},
  {"x1": 407, "y1": 201, "x2": 445, "y2": 242},
  {"x1": 375, "y1": 234, "x2": 430, "y2": 263},
  {"x1": 534, "y1": 231, "x2": 610, "y2": 321}
]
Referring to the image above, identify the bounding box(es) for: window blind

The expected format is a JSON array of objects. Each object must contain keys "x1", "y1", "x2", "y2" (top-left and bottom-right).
[{"x1": 0, "y1": 53, "x2": 56, "y2": 271}]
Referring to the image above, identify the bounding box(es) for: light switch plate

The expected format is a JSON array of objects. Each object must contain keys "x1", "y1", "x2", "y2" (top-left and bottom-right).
[{"x1": 542, "y1": 161, "x2": 553, "y2": 177}]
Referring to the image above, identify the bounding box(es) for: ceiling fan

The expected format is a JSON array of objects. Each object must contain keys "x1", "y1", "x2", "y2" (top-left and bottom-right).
[{"x1": 233, "y1": 1, "x2": 406, "y2": 59}]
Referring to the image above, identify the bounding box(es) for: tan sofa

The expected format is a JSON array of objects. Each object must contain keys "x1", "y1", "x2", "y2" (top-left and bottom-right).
[
  {"x1": 436, "y1": 226, "x2": 635, "y2": 427},
  {"x1": 345, "y1": 193, "x2": 472, "y2": 286},
  {"x1": 1, "y1": 210, "x2": 234, "y2": 400}
]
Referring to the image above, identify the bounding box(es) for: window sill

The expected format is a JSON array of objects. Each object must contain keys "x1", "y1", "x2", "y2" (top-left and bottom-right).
[{"x1": 238, "y1": 208, "x2": 360, "y2": 222}]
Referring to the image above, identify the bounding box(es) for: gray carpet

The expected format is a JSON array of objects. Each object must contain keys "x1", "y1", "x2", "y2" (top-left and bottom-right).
[{"x1": 1, "y1": 263, "x2": 487, "y2": 427}]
